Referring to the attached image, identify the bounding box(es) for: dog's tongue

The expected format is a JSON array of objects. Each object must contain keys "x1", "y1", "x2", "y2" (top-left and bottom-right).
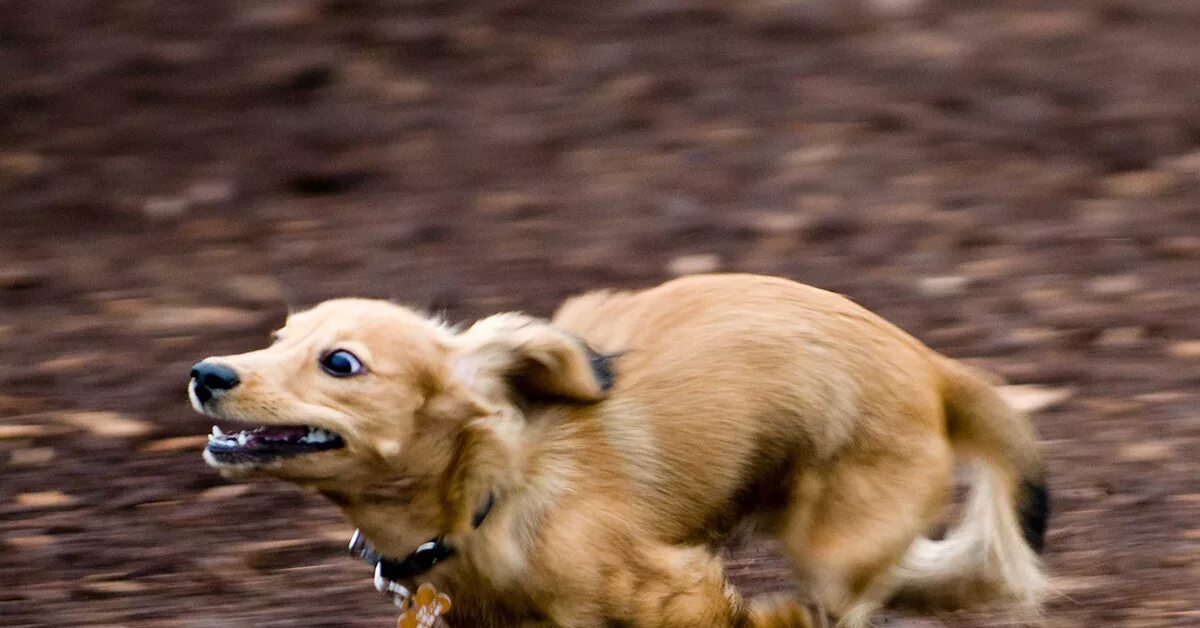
[{"x1": 256, "y1": 426, "x2": 310, "y2": 441}]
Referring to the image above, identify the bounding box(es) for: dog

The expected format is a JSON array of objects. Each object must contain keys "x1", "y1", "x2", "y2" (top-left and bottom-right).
[{"x1": 189, "y1": 273, "x2": 1049, "y2": 627}]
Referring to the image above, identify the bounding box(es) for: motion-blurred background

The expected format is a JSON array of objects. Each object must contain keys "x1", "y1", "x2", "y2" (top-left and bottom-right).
[{"x1": 2, "y1": 1, "x2": 1198, "y2": 625}]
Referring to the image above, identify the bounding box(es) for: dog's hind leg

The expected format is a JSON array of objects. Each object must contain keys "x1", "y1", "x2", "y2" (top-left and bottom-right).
[{"x1": 775, "y1": 436, "x2": 954, "y2": 628}]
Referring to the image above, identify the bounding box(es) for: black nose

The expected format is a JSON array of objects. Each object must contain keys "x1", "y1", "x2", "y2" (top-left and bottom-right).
[{"x1": 190, "y1": 362, "x2": 240, "y2": 404}]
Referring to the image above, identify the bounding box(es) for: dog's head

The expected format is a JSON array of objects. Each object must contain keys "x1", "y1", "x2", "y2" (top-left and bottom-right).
[{"x1": 188, "y1": 298, "x2": 611, "y2": 532}]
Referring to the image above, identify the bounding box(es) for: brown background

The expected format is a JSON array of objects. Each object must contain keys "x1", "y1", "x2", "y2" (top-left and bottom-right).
[{"x1": 1, "y1": 0, "x2": 1198, "y2": 626}]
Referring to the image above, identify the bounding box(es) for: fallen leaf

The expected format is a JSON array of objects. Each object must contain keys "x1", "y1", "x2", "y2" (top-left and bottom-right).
[
  {"x1": 36, "y1": 353, "x2": 105, "y2": 374},
  {"x1": 0, "y1": 424, "x2": 73, "y2": 440},
  {"x1": 0, "y1": 393, "x2": 47, "y2": 415},
  {"x1": 140, "y1": 435, "x2": 209, "y2": 452},
  {"x1": 5, "y1": 534, "x2": 56, "y2": 550},
  {"x1": 1167, "y1": 341, "x2": 1200, "y2": 359},
  {"x1": 16, "y1": 491, "x2": 76, "y2": 508},
  {"x1": 198, "y1": 484, "x2": 252, "y2": 501},
  {"x1": 748, "y1": 212, "x2": 809, "y2": 235},
  {"x1": 1095, "y1": 327, "x2": 1145, "y2": 347},
  {"x1": 1088, "y1": 274, "x2": 1141, "y2": 296},
  {"x1": 1155, "y1": 235, "x2": 1200, "y2": 258},
  {"x1": 315, "y1": 523, "x2": 355, "y2": 544},
  {"x1": 916, "y1": 275, "x2": 969, "y2": 297},
  {"x1": 135, "y1": 306, "x2": 260, "y2": 334},
  {"x1": 76, "y1": 580, "x2": 149, "y2": 597},
  {"x1": 9, "y1": 447, "x2": 56, "y2": 466},
  {"x1": 1077, "y1": 397, "x2": 1143, "y2": 415},
  {"x1": 55, "y1": 411, "x2": 153, "y2": 438},
  {"x1": 1135, "y1": 391, "x2": 1189, "y2": 403},
  {"x1": 667, "y1": 254, "x2": 722, "y2": 276},
  {"x1": 224, "y1": 274, "x2": 286, "y2": 305},
  {"x1": 1118, "y1": 440, "x2": 1177, "y2": 462},
  {"x1": 1101, "y1": 169, "x2": 1177, "y2": 198}
]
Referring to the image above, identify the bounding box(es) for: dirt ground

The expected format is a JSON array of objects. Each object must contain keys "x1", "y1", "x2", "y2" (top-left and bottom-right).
[{"x1": 2, "y1": 0, "x2": 1199, "y2": 626}]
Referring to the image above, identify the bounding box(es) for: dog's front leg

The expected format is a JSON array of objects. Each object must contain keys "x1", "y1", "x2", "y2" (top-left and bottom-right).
[
  {"x1": 582, "y1": 543, "x2": 769, "y2": 628},
  {"x1": 620, "y1": 544, "x2": 816, "y2": 628}
]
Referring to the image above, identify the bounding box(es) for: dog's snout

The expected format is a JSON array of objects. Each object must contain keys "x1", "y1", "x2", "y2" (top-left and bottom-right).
[{"x1": 191, "y1": 361, "x2": 240, "y2": 403}]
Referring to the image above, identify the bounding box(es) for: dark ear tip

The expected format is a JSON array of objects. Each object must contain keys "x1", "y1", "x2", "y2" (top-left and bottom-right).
[{"x1": 586, "y1": 346, "x2": 616, "y2": 393}]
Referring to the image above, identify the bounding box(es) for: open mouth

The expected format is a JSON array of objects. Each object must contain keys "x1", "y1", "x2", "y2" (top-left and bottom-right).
[{"x1": 205, "y1": 424, "x2": 345, "y2": 463}]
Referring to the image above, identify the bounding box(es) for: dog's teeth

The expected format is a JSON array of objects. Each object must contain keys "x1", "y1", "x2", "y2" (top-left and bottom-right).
[
  {"x1": 304, "y1": 427, "x2": 330, "y2": 444},
  {"x1": 236, "y1": 432, "x2": 248, "y2": 445},
  {"x1": 212, "y1": 425, "x2": 224, "y2": 437}
]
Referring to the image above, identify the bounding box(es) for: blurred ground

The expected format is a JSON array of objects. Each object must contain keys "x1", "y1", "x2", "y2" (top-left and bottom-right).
[{"x1": 2, "y1": 0, "x2": 1199, "y2": 626}]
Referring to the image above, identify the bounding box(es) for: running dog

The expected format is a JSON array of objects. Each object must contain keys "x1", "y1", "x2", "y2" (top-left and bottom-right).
[{"x1": 189, "y1": 273, "x2": 1049, "y2": 627}]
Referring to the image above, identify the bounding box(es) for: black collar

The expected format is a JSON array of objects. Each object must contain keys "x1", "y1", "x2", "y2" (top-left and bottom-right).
[
  {"x1": 375, "y1": 537, "x2": 456, "y2": 582},
  {"x1": 352, "y1": 493, "x2": 495, "y2": 582}
]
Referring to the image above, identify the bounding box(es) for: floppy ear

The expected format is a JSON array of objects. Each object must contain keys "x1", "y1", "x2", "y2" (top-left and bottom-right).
[{"x1": 454, "y1": 313, "x2": 614, "y2": 402}]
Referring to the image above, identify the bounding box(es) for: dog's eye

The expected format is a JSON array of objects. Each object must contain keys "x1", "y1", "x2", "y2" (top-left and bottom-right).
[{"x1": 320, "y1": 350, "x2": 365, "y2": 377}]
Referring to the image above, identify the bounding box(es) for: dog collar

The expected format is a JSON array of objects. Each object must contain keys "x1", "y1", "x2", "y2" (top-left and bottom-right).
[
  {"x1": 375, "y1": 538, "x2": 456, "y2": 582},
  {"x1": 350, "y1": 493, "x2": 495, "y2": 585}
]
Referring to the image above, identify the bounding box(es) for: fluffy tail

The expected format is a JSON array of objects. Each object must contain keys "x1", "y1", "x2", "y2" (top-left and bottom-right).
[{"x1": 891, "y1": 358, "x2": 1050, "y2": 613}]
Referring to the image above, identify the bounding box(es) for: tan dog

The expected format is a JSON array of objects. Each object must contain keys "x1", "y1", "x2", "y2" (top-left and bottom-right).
[{"x1": 189, "y1": 274, "x2": 1048, "y2": 627}]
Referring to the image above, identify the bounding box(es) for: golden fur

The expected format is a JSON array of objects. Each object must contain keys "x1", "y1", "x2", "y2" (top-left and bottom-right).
[{"x1": 192, "y1": 274, "x2": 1048, "y2": 627}]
